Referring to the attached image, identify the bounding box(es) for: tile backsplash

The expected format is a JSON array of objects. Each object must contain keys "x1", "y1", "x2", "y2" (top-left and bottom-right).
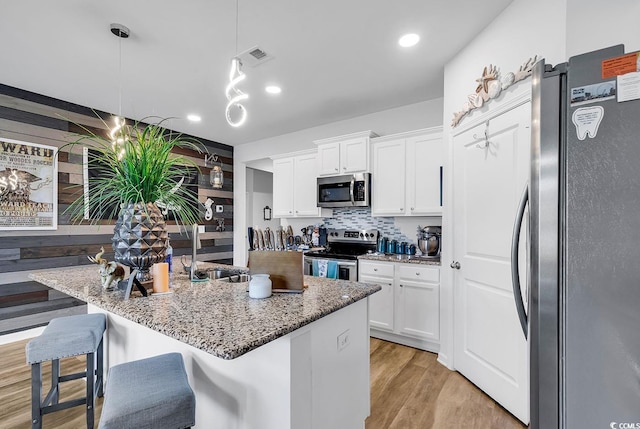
[{"x1": 323, "y1": 208, "x2": 413, "y2": 243}]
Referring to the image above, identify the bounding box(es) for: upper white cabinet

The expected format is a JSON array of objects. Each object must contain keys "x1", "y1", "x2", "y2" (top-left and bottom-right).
[
  {"x1": 272, "y1": 150, "x2": 330, "y2": 218},
  {"x1": 315, "y1": 131, "x2": 378, "y2": 176},
  {"x1": 371, "y1": 127, "x2": 443, "y2": 216}
]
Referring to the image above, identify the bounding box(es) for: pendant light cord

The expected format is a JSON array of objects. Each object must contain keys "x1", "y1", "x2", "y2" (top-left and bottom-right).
[
  {"x1": 118, "y1": 32, "x2": 122, "y2": 117},
  {"x1": 235, "y1": 0, "x2": 239, "y2": 56}
]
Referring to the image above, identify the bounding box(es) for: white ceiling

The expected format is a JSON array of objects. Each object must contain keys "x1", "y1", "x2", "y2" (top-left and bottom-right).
[{"x1": 0, "y1": 0, "x2": 513, "y2": 146}]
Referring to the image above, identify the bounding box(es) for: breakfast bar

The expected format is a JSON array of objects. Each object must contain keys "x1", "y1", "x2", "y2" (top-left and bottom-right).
[{"x1": 30, "y1": 264, "x2": 381, "y2": 429}]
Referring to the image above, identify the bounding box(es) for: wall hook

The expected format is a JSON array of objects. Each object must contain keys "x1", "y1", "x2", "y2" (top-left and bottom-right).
[{"x1": 473, "y1": 120, "x2": 490, "y2": 148}]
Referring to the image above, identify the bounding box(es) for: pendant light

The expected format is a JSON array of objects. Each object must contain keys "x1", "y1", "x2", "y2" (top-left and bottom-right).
[
  {"x1": 109, "y1": 23, "x2": 130, "y2": 158},
  {"x1": 225, "y1": 0, "x2": 248, "y2": 127}
]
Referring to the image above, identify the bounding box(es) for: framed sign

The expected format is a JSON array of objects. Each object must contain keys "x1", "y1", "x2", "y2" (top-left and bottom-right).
[{"x1": 0, "y1": 138, "x2": 58, "y2": 230}]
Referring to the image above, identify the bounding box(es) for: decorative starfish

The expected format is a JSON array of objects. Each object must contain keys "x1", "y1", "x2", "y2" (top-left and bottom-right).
[{"x1": 475, "y1": 64, "x2": 499, "y2": 94}]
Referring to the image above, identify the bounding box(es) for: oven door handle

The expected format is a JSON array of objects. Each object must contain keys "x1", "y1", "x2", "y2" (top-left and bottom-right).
[
  {"x1": 336, "y1": 260, "x2": 357, "y2": 267},
  {"x1": 349, "y1": 177, "x2": 355, "y2": 205}
]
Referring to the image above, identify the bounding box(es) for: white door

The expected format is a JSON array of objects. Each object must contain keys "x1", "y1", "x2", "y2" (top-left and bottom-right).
[{"x1": 452, "y1": 101, "x2": 530, "y2": 423}]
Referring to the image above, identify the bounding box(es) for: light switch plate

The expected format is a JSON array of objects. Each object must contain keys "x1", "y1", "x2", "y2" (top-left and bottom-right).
[{"x1": 215, "y1": 205, "x2": 224, "y2": 213}]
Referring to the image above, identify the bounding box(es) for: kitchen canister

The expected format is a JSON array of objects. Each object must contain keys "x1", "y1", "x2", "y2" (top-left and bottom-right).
[
  {"x1": 377, "y1": 237, "x2": 388, "y2": 253},
  {"x1": 397, "y1": 242, "x2": 407, "y2": 254},
  {"x1": 387, "y1": 240, "x2": 397, "y2": 254},
  {"x1": 249, "y1": 274, "x2": 272, "y2": 299}
]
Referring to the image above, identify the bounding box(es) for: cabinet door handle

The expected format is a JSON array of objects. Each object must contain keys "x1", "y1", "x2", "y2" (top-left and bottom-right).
[
  {"x1": 415, "y1": 272, "x2": 420, "y2": 276},
  {"x1": 335, "y1": 168, "x2": 339, "y2": 171},
  {"x1": 343, "y1": 166, "x2": 346, "y2": 170},
  {"x1": 373, "y1": 268, "x2": 378, "y2": 271},
  {"x1": 411, "y1": 207, "x2": 414, "y2": 211},
  {"x1": 450, "y1": 261, "x2": 461, "y2": 269},
  {"x1": 295, "y1": 210, "x2": 299, "y2": 213},
  {"x1": 400, "y1": 208, "x2": 404, "y2": 211},
  {"x1": 399, "y1": 284, "x2": 404, "y2": 288}
]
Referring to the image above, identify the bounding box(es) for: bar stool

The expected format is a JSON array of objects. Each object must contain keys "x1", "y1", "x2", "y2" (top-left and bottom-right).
[
  {"x1": 99, "y1": 352, "x2": 195, "y2": 429},
  {"x1": 26, "y1": 313, "x2": 106, "y2": 429}
]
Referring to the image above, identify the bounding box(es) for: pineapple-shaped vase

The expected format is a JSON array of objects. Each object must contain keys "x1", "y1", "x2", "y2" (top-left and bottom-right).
[{"x1": 112, "y1": 202, "x2": 168, "y2": 281}]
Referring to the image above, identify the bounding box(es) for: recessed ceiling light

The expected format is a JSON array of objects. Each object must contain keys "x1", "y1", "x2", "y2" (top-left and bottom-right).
[
  {"x1": 265, "y1": 85, "x2": 282, "y2": 94},
  {"x1": 187, "y1": 114, "x2": 201, "y2": 122},
  {"x1": 398, "y1": 33, "x2": 420, "y2": 48}
]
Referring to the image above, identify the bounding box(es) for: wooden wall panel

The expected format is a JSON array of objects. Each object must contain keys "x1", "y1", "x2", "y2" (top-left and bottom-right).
[{"x1": 0, "y1": 83, "x2": 234, "y2": 335}]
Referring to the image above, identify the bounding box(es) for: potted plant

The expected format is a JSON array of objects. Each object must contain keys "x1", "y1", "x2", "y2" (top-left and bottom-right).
[{"x1": 63, "y1": 116, "x2": 203, "y2": 282}]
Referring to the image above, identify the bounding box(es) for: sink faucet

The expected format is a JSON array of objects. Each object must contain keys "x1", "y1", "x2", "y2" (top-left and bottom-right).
[{"x1": 190, "y1": 223, "x2": 202, "y2": 280}]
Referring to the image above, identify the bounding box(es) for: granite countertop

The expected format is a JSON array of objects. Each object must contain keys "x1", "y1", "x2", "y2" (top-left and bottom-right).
[
  {"x1": 30, "y1": 263, "x2": 380, "y2": 360},
  {"x1": 358, "y1": 253, "x2": 441, "y2": 266}
]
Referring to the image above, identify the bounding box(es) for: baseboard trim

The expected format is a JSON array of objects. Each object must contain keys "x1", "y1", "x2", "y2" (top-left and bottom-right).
[{"x1": 370, "y1": 329, "x2": 439, "y2": 354}]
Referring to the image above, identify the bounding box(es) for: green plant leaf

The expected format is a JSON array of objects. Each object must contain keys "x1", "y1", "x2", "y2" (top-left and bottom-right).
[{"x1": 59, "y1": 114, "x2": 206, "y2": 229}]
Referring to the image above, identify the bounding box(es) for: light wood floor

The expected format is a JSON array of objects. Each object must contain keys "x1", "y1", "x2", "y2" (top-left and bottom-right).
[
  {"x1": 366, "y1": 338, "x2": 526, "y2": 429},
  {"x1": 0, "y1": 339, "x2": 103, "y2": 429},
  {"x1": 1, "y1": 337, "x2": 524, "y2": 429}
]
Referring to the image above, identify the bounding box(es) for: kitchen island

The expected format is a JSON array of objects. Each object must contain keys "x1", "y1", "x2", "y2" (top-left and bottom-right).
[{"x1": 30, "y1": 264, "x2": 380, "y2": 429}]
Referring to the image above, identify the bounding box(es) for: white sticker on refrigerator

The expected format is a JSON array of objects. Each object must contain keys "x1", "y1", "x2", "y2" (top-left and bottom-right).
[
  {"x1": 572, "y1": 106, "x2": 604, "y2": 140},
  {"x1": 617, "y1": 71, "x2": 640, "y2": 102}
]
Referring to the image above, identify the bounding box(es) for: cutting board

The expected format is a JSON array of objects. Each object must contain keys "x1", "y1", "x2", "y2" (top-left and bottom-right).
[{"x1": 248, "y1": 251, "x2": 304, "y2": 293}]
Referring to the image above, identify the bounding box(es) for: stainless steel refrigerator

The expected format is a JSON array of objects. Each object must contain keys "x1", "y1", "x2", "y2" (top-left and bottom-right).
[{"x1": 511, "y1": 45, "x2": 640, "y2": 428}]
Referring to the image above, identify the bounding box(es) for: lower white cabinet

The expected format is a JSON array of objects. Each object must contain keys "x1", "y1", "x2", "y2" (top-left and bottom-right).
[{"x1": 359, "y1": 260, "x2": 440, "y2": 352}]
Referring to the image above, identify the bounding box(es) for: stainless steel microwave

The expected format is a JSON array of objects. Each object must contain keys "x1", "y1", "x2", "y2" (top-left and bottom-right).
[{"x1": 317, "y1": 173, "x2": 371, "y2": 208}]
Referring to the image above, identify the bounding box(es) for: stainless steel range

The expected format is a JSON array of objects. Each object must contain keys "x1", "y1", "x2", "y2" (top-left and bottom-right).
[{"x1": 303, "y1": 228, "x2": 378, "y2": 281}]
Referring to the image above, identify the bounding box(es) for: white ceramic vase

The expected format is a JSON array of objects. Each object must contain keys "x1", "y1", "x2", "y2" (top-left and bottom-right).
[{"x1": 249, "y1": 274, "x2": 272, "y2": 299}]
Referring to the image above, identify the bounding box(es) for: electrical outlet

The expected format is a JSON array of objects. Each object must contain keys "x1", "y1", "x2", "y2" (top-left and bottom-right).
[
  {"x1": 198, "y1": 225, "x2": 205, "y2": 233},
  {"x1": 215, "y1": 205, "x2": 224, "y2": 213},
  {"x1": 337, "y1": 329, "x2": 350, "y2": 352}
]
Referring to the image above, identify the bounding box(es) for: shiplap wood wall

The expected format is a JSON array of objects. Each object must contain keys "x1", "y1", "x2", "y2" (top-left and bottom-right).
[{"x1": 0, "y1": 84, "x2": 234, "y2": 334}]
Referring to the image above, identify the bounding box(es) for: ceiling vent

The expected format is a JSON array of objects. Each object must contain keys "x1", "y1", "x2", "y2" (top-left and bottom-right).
[{"x1": 237, "y1": 46, "x2": 274, "y2": 68}]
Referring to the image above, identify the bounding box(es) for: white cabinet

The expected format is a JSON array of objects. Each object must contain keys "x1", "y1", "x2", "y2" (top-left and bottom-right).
[
  {"x1": 371, "y1": 127, "x2": 443, "y2": 216},
  {"x1": 359, "y1": 261, "x2": 395, "y2": 331},
  {"x1": 315, "y1": 131, "x2": 377, "y2": 176},
  {"x1": 396, "y1": 265, "x2": 439, "y2": 342},
  {"x1": 359, "y1": 259, "x2": 440, "y2": 352},
  {"x1": 370, "y1": 139, "x2": 406, "y2": 215},
  {"x1": 272, "y1": 157, "x2": 295, "y2": 217},
  {"x1": 272, "y1": 151, "x2": 330, "y2": 218}
]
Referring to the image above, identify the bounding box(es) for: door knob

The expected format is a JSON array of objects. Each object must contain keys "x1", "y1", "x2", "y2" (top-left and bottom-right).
[{"x1": 450, "y1": 261, "x2": 461, "y2": 269}]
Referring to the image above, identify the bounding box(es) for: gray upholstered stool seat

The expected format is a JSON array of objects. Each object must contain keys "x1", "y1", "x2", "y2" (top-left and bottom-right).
[
  {"x1": 26, "y1": 313, "x2": 106, "y2": 429},
  {"x1": 26, "y1": 313, "x2": 106, "y2": 364},
  {"x1": 100, "y1": 352, "x2": 195, "y2": 429}
]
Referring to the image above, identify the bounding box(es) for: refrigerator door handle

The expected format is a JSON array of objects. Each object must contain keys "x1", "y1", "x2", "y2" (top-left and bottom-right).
[{"x1": 511, "y1": 183, "x2": 529, "y2": 339}]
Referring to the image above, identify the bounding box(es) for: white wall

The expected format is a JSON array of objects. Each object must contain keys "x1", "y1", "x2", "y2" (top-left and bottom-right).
[
  {"x1": 566, "y1": 0, "x2": 640, "y2": 56},
  {"x1": 439, "y1": 0, "x2": 567, "y2": 369},
  {"x1": 234, "y1": 99, "x2": 443, "y2": 164},
  {"x1": 234, "y1": 98, "x2": 444, "y2": 265},
  {"x1": 247, "y1": 168, "x2": 280, "y2": 231}
]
